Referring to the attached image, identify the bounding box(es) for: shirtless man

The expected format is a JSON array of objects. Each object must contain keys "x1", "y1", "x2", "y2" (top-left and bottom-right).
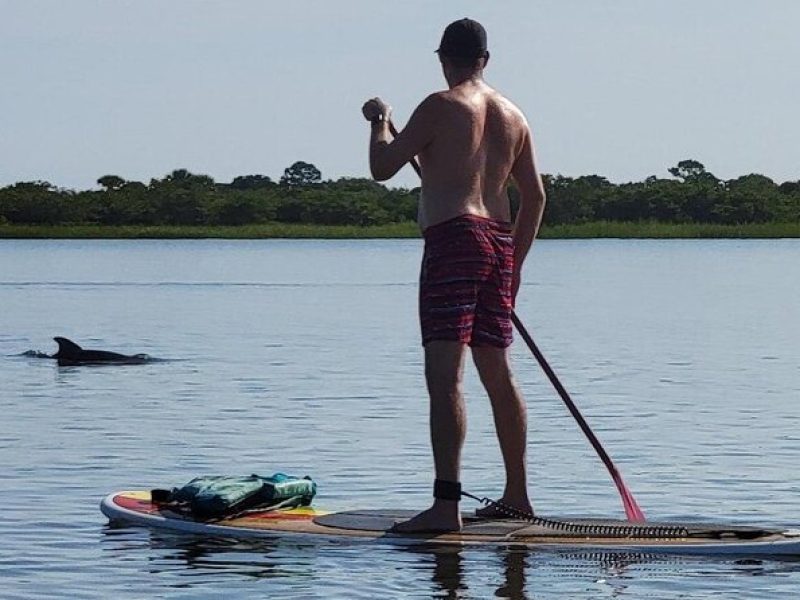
[{"x1": 361, "y1": 18, "x2": 546, "y2": 532}]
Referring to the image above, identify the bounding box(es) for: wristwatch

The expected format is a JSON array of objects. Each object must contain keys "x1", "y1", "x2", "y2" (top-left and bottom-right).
[{"x1": 370, "y1": 113, "x2": 387, "y2": 125}]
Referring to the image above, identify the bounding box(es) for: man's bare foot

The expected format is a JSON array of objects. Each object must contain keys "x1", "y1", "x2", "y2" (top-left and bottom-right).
[
  {"x1": 474, "y1": 497, "x2": 533, "y2": 519},
  {"x1": 390, "y1": 500, "x2": 462, "y2": 533}
]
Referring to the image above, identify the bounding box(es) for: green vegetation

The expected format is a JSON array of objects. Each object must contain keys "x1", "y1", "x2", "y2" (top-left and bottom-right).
[
  {"x1": 0, "y1": 222, "x2": 421, "y2": 239},
  {"x1": 539, "y1": 221, "x2": 800, "y2": 239},
  {"x1": 2, "y1": 221, "x2": 797, "y2": 239},
  {"x1": 1, "y1": 159, "x2": 798, "y2": 238}
]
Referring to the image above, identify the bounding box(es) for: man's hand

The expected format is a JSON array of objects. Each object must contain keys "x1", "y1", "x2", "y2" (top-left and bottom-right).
[{"x1": 362, "y1": 97, "x2": 392, "y2": 123}]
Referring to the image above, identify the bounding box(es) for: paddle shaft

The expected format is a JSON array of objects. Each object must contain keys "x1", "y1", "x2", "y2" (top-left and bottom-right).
[{"x1": 385, "y1": 118, "x2": 645, "y2": 521}]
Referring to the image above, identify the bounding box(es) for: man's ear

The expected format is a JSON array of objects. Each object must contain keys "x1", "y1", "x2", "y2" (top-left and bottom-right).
[{"x1": 483, "y1": 51, "x2": 490, "y2": 68}]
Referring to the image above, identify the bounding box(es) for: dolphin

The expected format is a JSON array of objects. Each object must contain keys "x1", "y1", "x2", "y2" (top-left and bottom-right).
[{"x1": 52, "y1": 337, "x2": 150, "y2": 365}]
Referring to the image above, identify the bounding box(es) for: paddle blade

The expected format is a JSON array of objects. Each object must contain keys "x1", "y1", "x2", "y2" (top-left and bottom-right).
[{"x1": 616, "y1": 476, "x2": 646, "y2": 522}]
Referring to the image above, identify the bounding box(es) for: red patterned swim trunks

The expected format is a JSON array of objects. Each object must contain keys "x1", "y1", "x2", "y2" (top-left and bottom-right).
[{"x1": 420, "y1": 214, "x2": 514, "y2": 348}]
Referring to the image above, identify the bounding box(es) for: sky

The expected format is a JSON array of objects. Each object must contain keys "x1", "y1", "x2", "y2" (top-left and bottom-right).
[{"x1": 1, "y1": 0, "x2": 798, "y2": 190}]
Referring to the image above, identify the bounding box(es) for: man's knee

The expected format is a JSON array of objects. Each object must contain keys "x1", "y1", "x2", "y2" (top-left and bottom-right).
[
  {"x1": 472, "y1": 347, "x2": 515, "y2": 393},
  {"x1": 425, "y1": 361, "x2": 462, "y2": 398},
  {"x1": 424, "y1": 341, "x2": 465, "y2": 399}
]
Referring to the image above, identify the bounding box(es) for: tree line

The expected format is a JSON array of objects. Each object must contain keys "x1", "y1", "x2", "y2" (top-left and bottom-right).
[{"x1": 1, "y1": 159, "x2": 798, "y2": 227}]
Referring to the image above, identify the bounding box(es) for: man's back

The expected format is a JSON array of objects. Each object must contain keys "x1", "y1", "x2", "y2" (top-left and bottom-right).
[{"x1": 418, "y1": 80, "x2": 527, "y2": 230}]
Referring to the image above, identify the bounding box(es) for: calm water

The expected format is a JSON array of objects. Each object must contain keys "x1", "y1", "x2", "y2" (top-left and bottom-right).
[{"x1": 1, "y1": 238, "x2": 799, "y2": 599}]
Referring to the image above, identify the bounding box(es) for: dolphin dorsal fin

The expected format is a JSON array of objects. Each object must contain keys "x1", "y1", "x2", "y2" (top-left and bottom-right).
[{"x1": 54, "y1": 337, "x2": 83, "y2": 356}]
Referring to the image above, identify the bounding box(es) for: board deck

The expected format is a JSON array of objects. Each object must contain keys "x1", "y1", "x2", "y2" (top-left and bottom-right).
[{"x1": 101, "y1": 491, "x2": 800, "y2": 556}]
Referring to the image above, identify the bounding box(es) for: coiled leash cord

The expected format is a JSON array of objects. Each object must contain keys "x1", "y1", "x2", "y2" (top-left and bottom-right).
[{"x1": 461, "y1": 491, "x2": 689, "y2": 539}]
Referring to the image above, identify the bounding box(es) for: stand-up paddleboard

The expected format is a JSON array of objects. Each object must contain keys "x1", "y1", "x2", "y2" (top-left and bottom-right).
[{"x1": 101, "y1": 491, "x2": 800, "y2": 556}]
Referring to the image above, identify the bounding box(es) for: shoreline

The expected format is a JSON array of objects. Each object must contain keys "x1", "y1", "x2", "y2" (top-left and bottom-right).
[{"x1": 1, "y1": 221, "x2": 798, "y2": 239}]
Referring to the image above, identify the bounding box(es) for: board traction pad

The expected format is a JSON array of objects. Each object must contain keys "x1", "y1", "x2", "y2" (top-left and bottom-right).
[{"x1": 313, "y1": 509, "x2": 775, "y2": 539}]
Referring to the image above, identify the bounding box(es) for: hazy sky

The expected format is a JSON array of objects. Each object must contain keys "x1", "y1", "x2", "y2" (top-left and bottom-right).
[{"x1": 2, "y1": 0, "x2": 798, "y2": 190}]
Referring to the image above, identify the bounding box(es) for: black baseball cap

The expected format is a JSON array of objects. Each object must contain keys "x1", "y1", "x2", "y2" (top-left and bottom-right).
[{"x1": 436, "y1": 18, "x2": 488, "y2": 59}]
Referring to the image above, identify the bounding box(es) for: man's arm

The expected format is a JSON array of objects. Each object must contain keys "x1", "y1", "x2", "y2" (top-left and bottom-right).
[
  {"x1": 363, "y1": 95, "x2": 439, "y2": 181},
  {"x1": 509, "y1": 125, "x2": 546, "y2": 300}
]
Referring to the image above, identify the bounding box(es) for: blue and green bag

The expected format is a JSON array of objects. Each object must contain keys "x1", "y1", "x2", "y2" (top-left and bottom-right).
[{"x1": 152, "y1": 473, "x2": 316, "y2": 520}]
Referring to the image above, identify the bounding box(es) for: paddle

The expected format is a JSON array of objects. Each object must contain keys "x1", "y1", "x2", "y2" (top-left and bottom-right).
[{"x1": 386, "y1": 118, "x2": 646, "y2": 522}]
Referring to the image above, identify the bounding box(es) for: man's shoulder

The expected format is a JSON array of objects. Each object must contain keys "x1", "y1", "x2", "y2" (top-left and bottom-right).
[
  {"x1": 409, "y1": 91, "x2": 463, "y2": 126},
  {"x1": 487, "y1": 92, "x2": 528, "y2": 133},
  {"x1": 487, "y1": 89, "x2": 525, "y2": 118},
  {"x1": 417, "y1": 90, "x2": 452, "y2": 110},
  {"x1": 416, "y1": 90, "x2": 475, "y2": 119}
]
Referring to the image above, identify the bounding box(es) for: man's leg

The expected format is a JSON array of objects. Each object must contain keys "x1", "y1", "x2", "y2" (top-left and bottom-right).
[
  {"x1": 471, "y1": 346, "x2": 532, "y2": 514},
  {"x1": 392, "y1": 340, "x2": 467, "y2": 532}
]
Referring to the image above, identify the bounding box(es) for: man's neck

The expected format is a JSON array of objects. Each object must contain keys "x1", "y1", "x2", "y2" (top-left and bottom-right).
[{"x1": 446, "y1": 70, "x2": 484, "y2": 89}]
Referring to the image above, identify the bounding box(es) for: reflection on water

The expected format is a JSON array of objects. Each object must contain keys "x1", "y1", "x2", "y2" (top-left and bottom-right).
[
  {"x1": 2, "y1": 239, "x2": 800, "y2": 598},
  {"x1": 100, "y1": 522, "x2": 800, "y2": 599}
]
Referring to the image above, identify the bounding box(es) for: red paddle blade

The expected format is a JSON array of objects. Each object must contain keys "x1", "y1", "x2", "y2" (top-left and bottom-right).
[{"x1": 616, "y1": 476, "x2": 646, "y2": 522}]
